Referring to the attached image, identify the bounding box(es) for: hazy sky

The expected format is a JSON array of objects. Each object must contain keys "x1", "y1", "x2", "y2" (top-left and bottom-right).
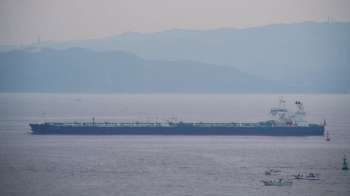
[{"x1": 1, "y1": 0, "x2": 349, "y2": 45}]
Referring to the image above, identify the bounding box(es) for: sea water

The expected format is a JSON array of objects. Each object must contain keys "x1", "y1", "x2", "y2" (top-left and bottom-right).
[{"x1": 0, "y1": 93, "x2": 349, "y2": 196}]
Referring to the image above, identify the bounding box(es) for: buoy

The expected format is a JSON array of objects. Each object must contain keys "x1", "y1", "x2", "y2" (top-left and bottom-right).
[
  {"x1": 326, "y1": 132, "x2": 330, "y2": 141},
  {"x1": 342, "y1": 155, "x2": 348, "y2": 170}
]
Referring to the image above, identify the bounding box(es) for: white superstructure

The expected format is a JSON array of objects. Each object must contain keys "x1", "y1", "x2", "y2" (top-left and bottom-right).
[{"x1": 269, "y1": 97, "x2": 308, "y2": 127}]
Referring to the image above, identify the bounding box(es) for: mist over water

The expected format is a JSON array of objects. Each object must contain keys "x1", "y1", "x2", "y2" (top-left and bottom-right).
[{"x1": 0, "y1": 93, "x2": 349, "y2": 195}]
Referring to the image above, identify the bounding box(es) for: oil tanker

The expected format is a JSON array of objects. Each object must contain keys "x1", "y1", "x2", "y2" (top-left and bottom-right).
[{"x1": 29, "y1": 98, "x2": 325, "y2": 135}]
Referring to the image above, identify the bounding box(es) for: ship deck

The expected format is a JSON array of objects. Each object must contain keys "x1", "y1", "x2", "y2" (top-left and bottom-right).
[{"x1": 36, "y1": 122, "x2": 324, "y2": 128}]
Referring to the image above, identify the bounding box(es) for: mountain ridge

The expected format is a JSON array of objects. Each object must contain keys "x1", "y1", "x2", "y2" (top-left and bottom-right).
[
  {"x1": 2, "y1": 22, "x2": 349, "y2": 93},
  {"x1": 0, "y1": 47, "x2": 289, "y2": 93}
]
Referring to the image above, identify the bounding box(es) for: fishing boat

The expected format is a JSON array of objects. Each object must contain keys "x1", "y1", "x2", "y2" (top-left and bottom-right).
[
  {"x1": 265, "y1": 167, "x2": 281, "y2": 175},
  {"x1": 292, "y1": 172, "x2": 321, "y2": 180},
  {"x1": 260, "y1": 178, "x2": 293, "y2": 186}
]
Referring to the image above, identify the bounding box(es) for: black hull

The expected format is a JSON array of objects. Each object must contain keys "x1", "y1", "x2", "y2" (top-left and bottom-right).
[{"x1": 29, "y1": 124, "x2": 325, "y2": 136}]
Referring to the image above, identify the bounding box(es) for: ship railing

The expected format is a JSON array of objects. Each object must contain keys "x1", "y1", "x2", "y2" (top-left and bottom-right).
[
  {"x1": 43, "y1": 122, "x2": 164, "y2": 127},
  {"x1": 194, "y1": 123, "x2": 236, "y2": 127},
  {"x1": 42, "y1": 121, "x2": 323, "y2": 128},
  {"x1": 193, "y1": 123, "x2": 265, "y2": 127},
  {"x1": 119, "y1": 122, "x2": 162, "y2": 127}
]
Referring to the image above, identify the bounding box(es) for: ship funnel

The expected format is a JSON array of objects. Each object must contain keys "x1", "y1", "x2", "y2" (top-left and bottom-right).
[{"x1": 295, "y1": 101, "x2": 305, "y2": 116}]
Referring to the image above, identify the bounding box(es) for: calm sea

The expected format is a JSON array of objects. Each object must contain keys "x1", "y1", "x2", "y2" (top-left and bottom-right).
[{"x1": 0, "y1": 93, "x2": 349, "y2": 196}]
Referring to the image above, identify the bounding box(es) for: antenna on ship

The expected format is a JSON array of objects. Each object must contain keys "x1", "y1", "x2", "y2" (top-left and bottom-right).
[
  {"x1": 278, "y1": 96, "x2": 286, "y2": 108},
  {"x1": 41, "y1": 111, "x2": 45, "y2": 124}
]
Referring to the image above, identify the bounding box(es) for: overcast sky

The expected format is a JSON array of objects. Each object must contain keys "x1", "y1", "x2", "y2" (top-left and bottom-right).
[{"x1": 1, "y1": 0, "x2": 349, "y2": 45}]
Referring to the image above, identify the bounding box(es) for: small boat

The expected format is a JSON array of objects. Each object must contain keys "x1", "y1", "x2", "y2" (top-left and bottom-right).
[
  {"x1": 326, "y1": 132, "x2": 330, "y2": 141},
  {"x1": 265, "y1": 166, "x2": 281, "y2": 175},
  {"x1": 292, "y1": 172, "x2": 321, "y2": 180},
  {"x1": 261, "y1": 178, "x2": 293, "y2": 186}
]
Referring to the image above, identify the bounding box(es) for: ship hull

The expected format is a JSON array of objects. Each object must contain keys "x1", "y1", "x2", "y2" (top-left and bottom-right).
[
  {"x1": 260, "y1": 180, "x2": 293, "y2": 186},
  {"x1": 29, "y1": 124, "x2": 324, "y2": 136}
]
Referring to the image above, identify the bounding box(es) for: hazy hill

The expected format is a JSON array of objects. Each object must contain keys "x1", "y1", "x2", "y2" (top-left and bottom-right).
[
  {"x1": 21, "y1": 22, "x2": 350, "y2": 93},
  {"x1": 0, "y1": 48, "x2": 287, "y2": 93}
]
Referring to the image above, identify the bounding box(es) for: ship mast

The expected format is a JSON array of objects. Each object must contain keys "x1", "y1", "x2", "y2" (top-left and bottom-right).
[{"x1": 41, "y1": 111, "x2": 45, "y2": 124}]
